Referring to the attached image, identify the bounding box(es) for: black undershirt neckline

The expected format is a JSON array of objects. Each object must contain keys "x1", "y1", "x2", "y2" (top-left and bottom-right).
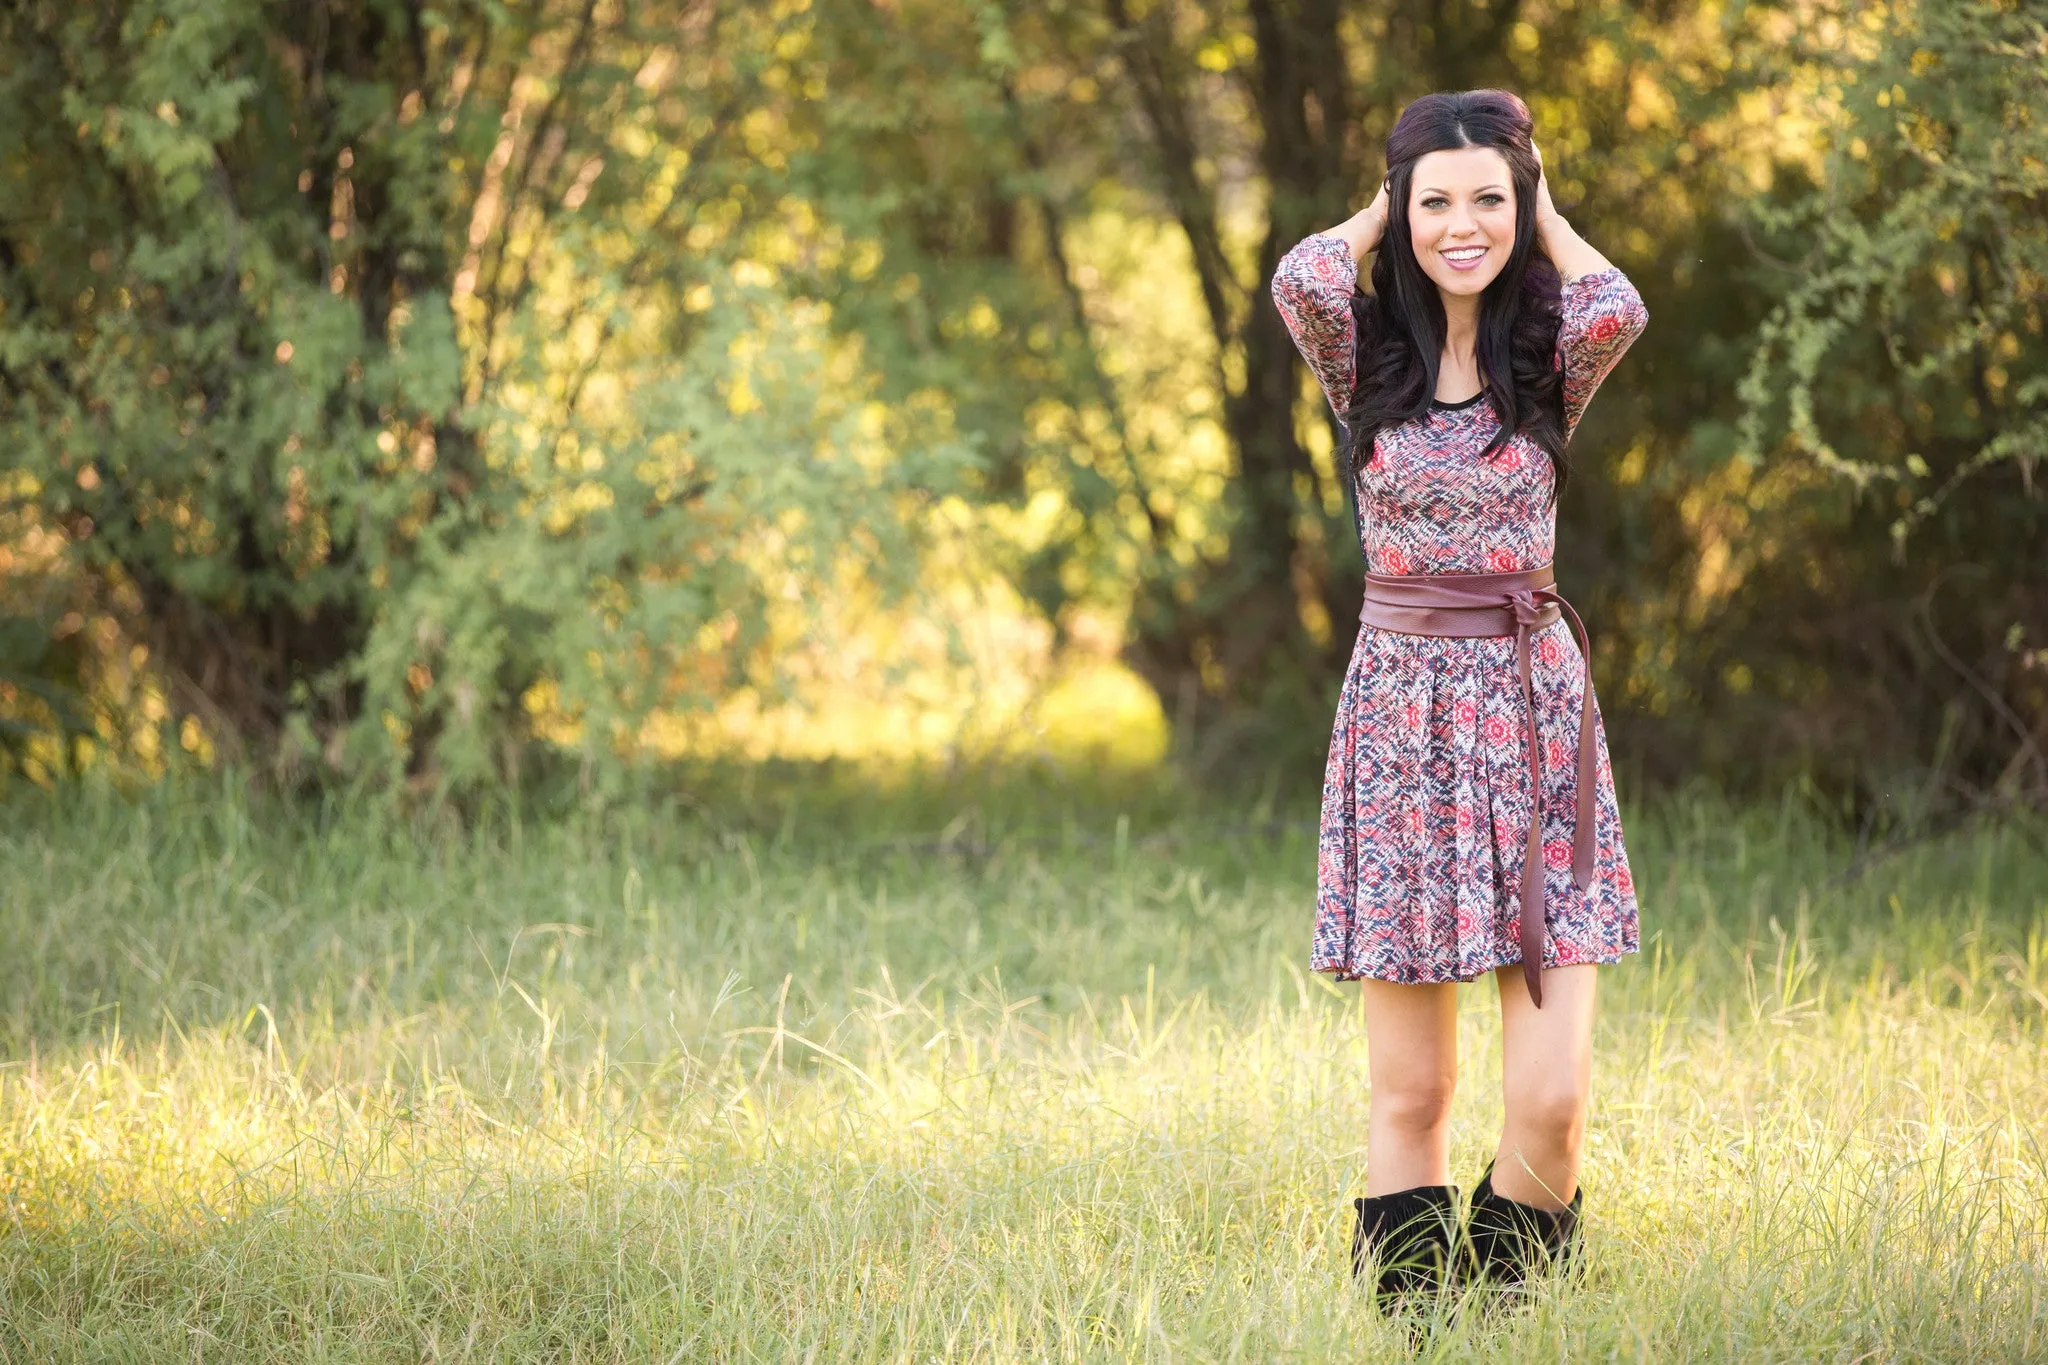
[{"x1": 1430, "y1": 390, "x2": 1488, "y2": 411}]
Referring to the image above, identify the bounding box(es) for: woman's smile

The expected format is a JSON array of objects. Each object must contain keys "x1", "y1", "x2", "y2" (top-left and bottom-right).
[{"x1": 1406, "y1": 146, "x2": 1519, "y2": 294}]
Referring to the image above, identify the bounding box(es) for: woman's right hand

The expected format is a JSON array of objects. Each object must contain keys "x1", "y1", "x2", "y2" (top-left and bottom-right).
[
  {"x1": 1362, "y1": 180, "x2": 1390, "y2": 240},
  {"x1": 1325, "y1": 179, "x2": 1390, "y2": 263}
]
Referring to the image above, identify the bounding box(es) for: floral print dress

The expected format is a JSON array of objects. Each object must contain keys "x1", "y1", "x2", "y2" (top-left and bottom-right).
[{"x1": 1271, "y1": 233, "x2": 1648, "y2": 985}]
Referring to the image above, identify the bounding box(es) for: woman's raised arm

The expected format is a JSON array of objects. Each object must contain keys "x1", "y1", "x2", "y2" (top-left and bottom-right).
[{"x1": 1271, "y1": 189, "x2": 1388, "y2": 416}]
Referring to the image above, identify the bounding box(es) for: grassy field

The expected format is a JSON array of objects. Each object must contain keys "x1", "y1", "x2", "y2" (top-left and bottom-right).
[{"x1": 1, "y1": 775, "x2": 2044, "y2": 1361}]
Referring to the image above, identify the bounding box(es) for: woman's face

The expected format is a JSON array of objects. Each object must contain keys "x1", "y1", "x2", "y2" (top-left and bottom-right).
[{"x1": 1405, "y1": 146, "x2": 1517, "y2": 299}]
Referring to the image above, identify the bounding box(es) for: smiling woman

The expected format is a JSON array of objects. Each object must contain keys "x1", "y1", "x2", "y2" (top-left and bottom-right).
[
  {"x1": 1269, "y1": 88, "x2": 1649, "y2": 1318},
  {"x1": 1409, "y1": 153, "x2": 1518, "y2": 300}
]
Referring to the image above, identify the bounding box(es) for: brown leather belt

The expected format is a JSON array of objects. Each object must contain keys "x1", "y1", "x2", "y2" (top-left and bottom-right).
[{"x1": 1358, "y1": 564, "x2": 1599, "y2": 1008}]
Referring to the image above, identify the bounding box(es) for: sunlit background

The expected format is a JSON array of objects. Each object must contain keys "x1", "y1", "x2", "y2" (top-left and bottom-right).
[{"x1": 3, "y1": 0, "x2": 2039, "y2": 807}]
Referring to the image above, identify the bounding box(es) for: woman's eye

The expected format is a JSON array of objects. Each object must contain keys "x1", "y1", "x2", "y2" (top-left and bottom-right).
[
  {"x1": 1479, "y1": 193, "x2": 1505, "y2": 206},
  {"x1": 1421, "y1": 196, "x2": 1448, "y2": 210}
]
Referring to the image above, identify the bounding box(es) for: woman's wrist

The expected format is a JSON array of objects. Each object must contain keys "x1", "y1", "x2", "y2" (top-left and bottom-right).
[
  {"x1": 1321, "y1": 205, "x2": 1386, "y2": 265},
  {"x1": 1534, "y1": 212, "x2": 1615, "y2": 282},
  {"x1": 1357, "y1": 205, "x2": 1387, "y2": 255}
]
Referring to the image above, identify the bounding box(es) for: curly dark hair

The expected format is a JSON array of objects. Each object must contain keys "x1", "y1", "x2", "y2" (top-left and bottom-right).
[{"x1": 1343, "y1": 90, "x2": 1568, "y2": 501}]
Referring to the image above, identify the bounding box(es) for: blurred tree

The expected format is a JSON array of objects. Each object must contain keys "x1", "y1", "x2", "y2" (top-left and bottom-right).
[
  {"x1": 0, "y1": 0, "x2": 933, "y2": 793},
  {"x1": 771, "y1": 1, "x2": 1166, "y2": 641},
  {"x1": 4, "y1": 0, "x2": 2035, "y2": 811},
  {"x1": 1729, "y1": 0, "x2": 2047, "y2": 809}
]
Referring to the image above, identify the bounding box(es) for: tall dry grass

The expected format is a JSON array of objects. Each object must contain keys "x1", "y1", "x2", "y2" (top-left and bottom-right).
[{"x1": 1, "y1": 777, "x2": 2043, "y2": 1359}]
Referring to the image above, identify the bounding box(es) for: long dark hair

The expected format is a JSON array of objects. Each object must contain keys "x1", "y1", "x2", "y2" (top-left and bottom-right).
[{"x1": 1343, "y1": 90, "x2": 1568, "y2": 497}]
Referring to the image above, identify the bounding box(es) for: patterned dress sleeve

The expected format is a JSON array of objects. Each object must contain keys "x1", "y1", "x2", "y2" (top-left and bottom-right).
[
  {"x1": 1271, "y1": 233, "x2": 1359, "y2": 416},
  {"x1": 1556, "y1": 267, "x2": 1648, "y2": 438}
]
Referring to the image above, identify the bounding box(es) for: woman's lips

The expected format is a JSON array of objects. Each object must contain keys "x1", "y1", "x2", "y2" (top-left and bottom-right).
[{"x1": 1440, "y1": 245, "x2": 1490, "y2": 272}]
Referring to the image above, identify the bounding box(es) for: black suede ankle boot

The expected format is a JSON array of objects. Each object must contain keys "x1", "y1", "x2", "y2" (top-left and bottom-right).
[
  {"x1": 1462, "y1": 1162, "x2": 1583, "y2": 1294},
  {"x1": 1351, "y1": 1183, "x2": 1461, "y2": 1312}
]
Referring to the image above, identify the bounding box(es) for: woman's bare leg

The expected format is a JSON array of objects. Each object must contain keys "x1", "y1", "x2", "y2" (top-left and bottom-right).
[
  {"x1": 1359, "y1": 979, "x2": 1461, "y2": 1194},
  {"x1": 1489, "y1": 961, "x2": 1599, "y2": 1209}
]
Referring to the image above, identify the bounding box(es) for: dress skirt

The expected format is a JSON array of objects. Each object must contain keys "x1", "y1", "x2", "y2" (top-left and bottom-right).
[{"x1": 1310, "y1": 616, "x2": 1641, "y2": 984}]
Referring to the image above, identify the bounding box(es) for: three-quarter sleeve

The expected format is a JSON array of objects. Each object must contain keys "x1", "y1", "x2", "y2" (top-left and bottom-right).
[
  {"x1": 1556, "y1": 267, "x2": 1648, "y2": 437},
  {"x1": 1271, "y1": 234, "x2": 1359, "y2": 416}
]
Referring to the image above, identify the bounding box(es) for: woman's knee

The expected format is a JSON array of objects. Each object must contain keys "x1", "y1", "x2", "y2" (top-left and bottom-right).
[
  {"x1": 1504, "y1": 1081, "x2": 1587, "y2": 1147},
  {"x1": 1374, "y1": 1074, "x2": 1457, "y2": 1136}
]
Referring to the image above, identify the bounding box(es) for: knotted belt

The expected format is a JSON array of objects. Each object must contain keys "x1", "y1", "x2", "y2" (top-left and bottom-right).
[{"x1": 1358, "y1": 564, "x2": 1600, "y2": 1008}]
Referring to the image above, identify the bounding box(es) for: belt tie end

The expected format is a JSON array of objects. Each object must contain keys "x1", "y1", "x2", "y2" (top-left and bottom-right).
[{"x1": 1511, "y1": 587, "x2": 1601, "y2": 1010}]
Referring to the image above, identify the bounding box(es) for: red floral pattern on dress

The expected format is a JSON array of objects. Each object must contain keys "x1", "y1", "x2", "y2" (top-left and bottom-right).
[
  {"x1": 1584, "y1": 314, "x2": 1625, "y2": 345},
  {"x1": 1271, "y1": 232, "x2": 1647, "y2": 984}
]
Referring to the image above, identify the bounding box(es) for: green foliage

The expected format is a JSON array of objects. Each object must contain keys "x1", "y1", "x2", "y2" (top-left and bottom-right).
[
  {"x1": 0, "y1": 1, "x2": 946, "y2": 792},
  {"x1": 2, "y1": 0, "x2": 2041, "y2": 805},
  {"x1": 783, "y1": 1, "x2": 1164, "y2": 632},
  {"x1": 1722, "y1": 0, "x2": 2048, "y2": 801},
  {"x1": 1741, "y1": 0, "x2": 2048, "y2": 541},
  {"x1": 0, "y1": 613, "x2": 91, "y2": 769}
]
